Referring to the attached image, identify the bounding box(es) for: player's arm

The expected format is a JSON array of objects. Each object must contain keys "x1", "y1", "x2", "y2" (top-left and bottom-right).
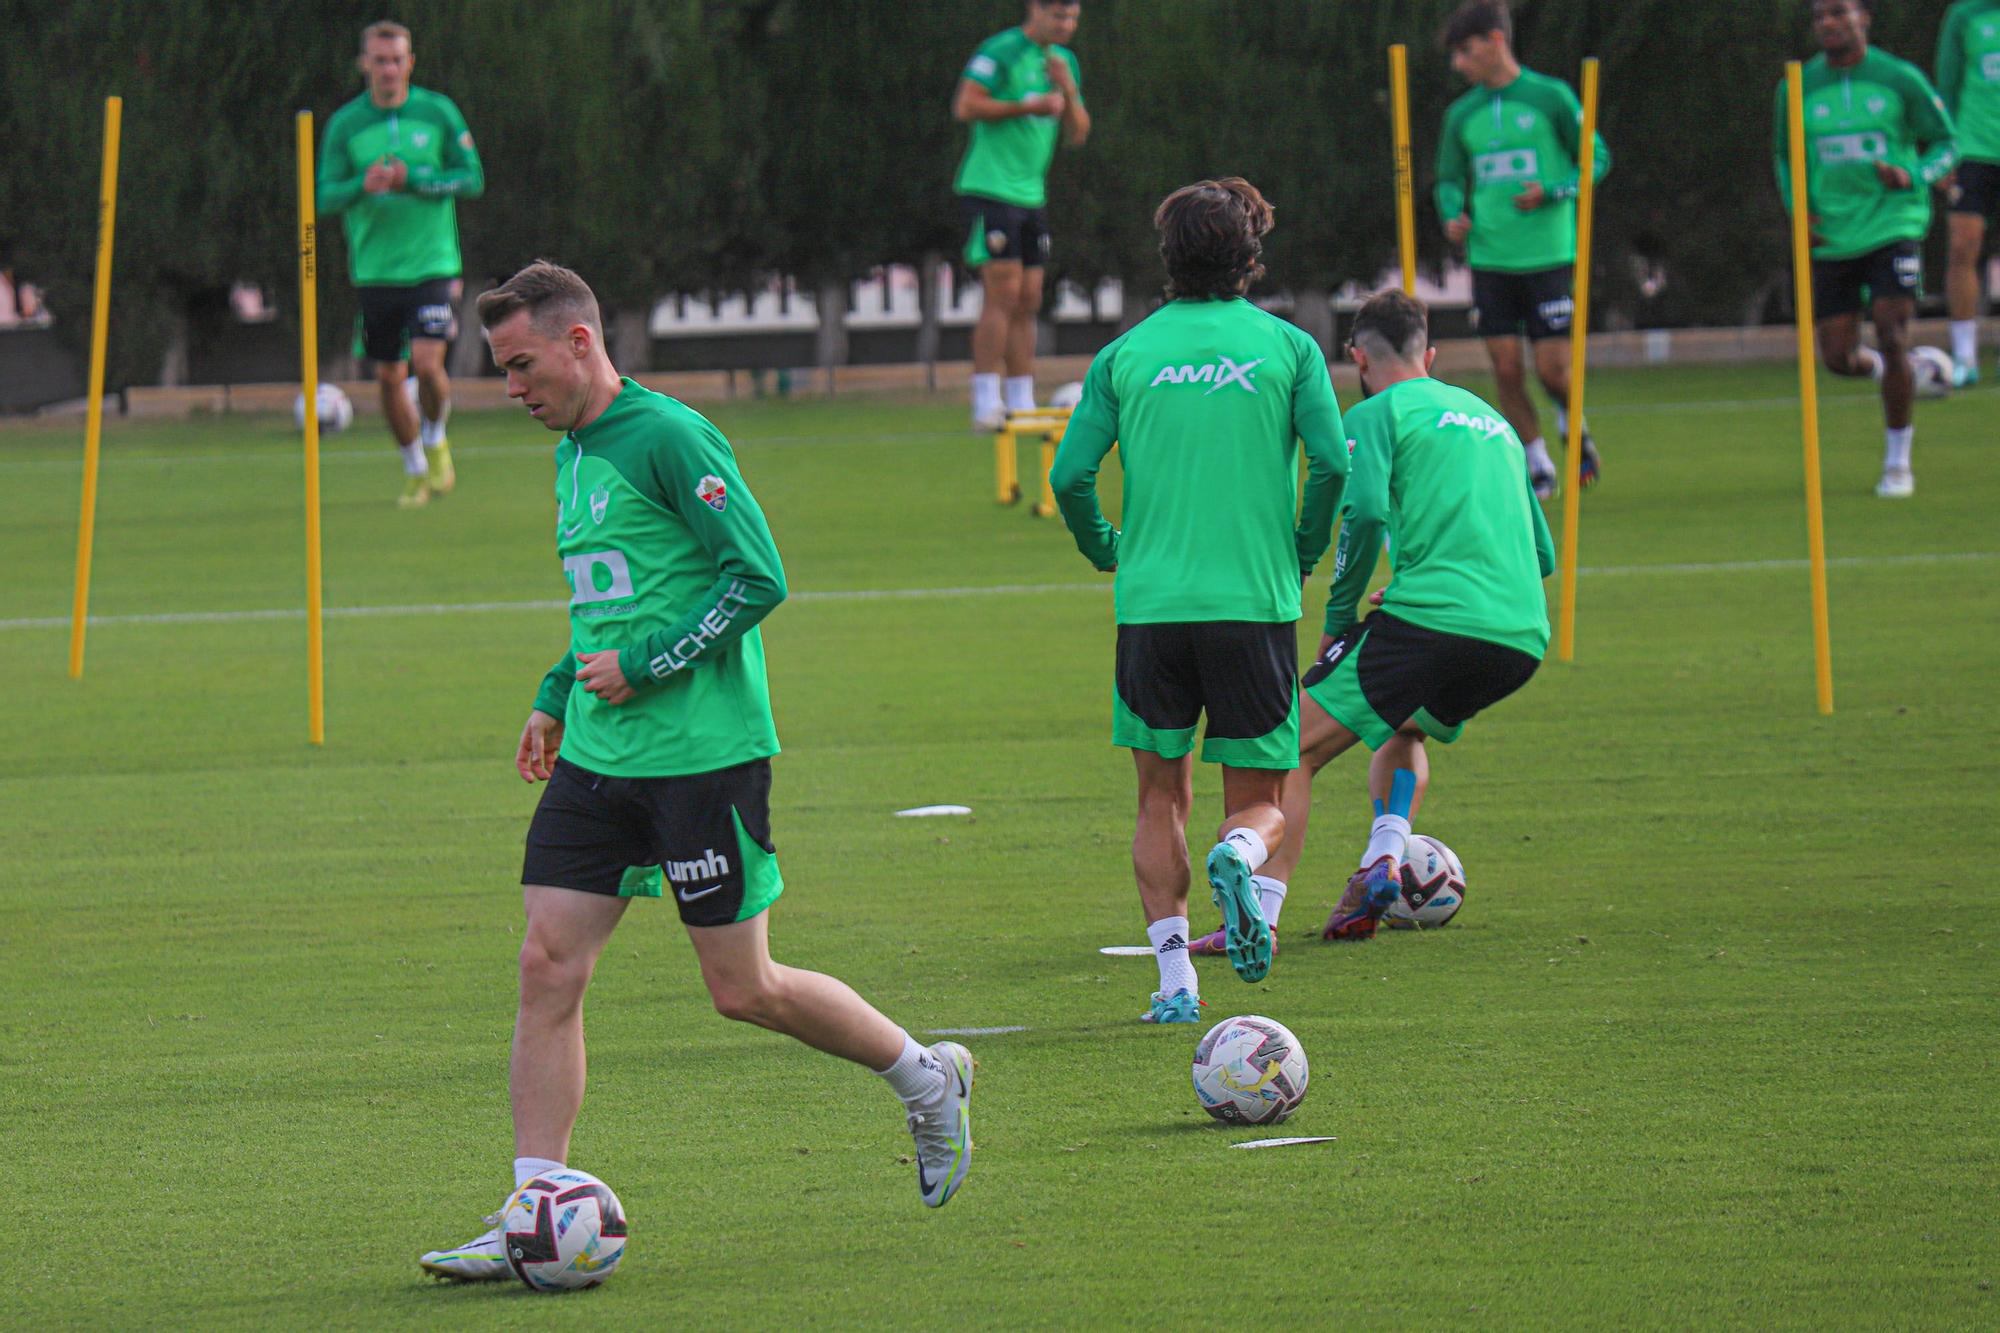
[
  {"x1": 1321, "y1": 410, "x2": 1392, "y2": 638},
  {"x1": 604, "y1": 427, "x2": 789, "y2": 695},
  {"x1": 1546, "y1": 81, "x2": 1611, "y2": 203},
  {"x1": 533, "y1": 649, "x2": 577, "y2": 717},
  {"x1": 1049, "y1": 49, "x2": 1090, "y2": 147},
  {"x1": 316, "y1": 111, "x2": 365, "y2": 214},
  {"x1": 1527, "y1": 473, "x2": 1556, "y2": 578},
  {"x1": 1937, "y1": 8, "x2": 1966, "y2": 121},
  {"x1": 1435, "y1": 106, "x2": 1471, "y2": 242},
  {"x1": 1902, "y1": 67, "x2": 1959, "y2": 190},
  {"x1": 408, "y1": 97, "x2": 485, "y2": 199},
  {"x1": 954, "y1": 79, "x2": 1063, "y2": 122},
  {"x1": 519, "y1": 651, "x2": 573, "y2": 781},
  {"x1": 1291, "y1": 338, "x2": 1347, "y2": 578},
  {"x1": 1050, "y1": 346, "x2": 1121, "y2": 571}
]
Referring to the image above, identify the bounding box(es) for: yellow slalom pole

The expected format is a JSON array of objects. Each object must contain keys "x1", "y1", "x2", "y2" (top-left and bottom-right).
[
  {"x1": 1389, "y1": 44, "x2": 1418, "y2": 295},
  {"x1": 1786, "y1": 62, "x2": 1835, "y2": 715},
  {"x1": 1554, "y1": 58, "x2": 1600, "y2": 663},
  {"x1": 996, "y1": 427, "x2": 1019, "y2": 503},
  {"x1": 68, "y1": 96, "x2": 122, "y2": 680},
  {"x1": 297, "y1": 110, "x2": 326, "y2": 745}
]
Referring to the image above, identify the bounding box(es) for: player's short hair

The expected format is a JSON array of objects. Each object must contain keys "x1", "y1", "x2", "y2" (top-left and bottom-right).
[
  {"x1": 476, "y1": 261, "x2": 603, "y2": 339},
  {"x1": 360, "y1": 19, "x2": 411, "y2": 51},
  {"x1": 1154, "y1": 178, "x2": 1275, "y2": 302},
  {"x1": 1440, "y1": 0, "x2": 1512, "y2": 49},
  {"x1": 1350, "y1": 289, "x2": 1429, "y2": 362}
]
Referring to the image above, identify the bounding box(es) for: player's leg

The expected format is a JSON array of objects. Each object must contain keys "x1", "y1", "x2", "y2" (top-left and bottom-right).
[
  {"x1": 1003, "y1": 263, "x2": 1045, "y2": 415},
  {"x1": 970, "y1": 259, "x2": 1022, "y2": 430},
  {"x1": 1946, "y1": 209, "x2": 1986, "y2": 385},
  {"x1": 1205, "y1": 764, "x2": 1284, "y2": 982},
  {"x1": 1133, "y1": 748, "x2": 1201, "y2": 1021},
  {"x1": 512, "y1": 885, "x2": 630, "y2": 1164},
  {"x1": 1871, "y1": 283, "x2": 1919, "y2": 498},
  {"x1": 1486, "y1": 336, "x2": 1554, "y2": 498},
  {"x1": 411, "y1": 328, "x2": 454, "y2": 494},
  {"x1": 1528, "y1": 270, "x2": 1599, "y2": 488}
]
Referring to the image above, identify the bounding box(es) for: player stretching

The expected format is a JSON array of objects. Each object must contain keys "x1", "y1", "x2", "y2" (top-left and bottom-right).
[
  {"x1": 953, "y1": 0, "x2": 1090, "y2": 430},
  {"x1": 1776, "y1": 0, "x2": 1956, "y2": 499},
  {"x1": 1051, "y1": 180, "x2": 1347, "y2": 1023},
  {"x1": 1937, "y1": 1, "x2": 2000, "y2": 385},
  {"x1": 318, "y1": 19, "x2": 483, "y2": 509},
  {"x1": 1436, "y1": 0, "x2": 1611, "y2": 499},
  {"x1": 420, "y1": 263, "x2": 973, "y2": 1280},
  {"x1": 1253, "y1": 291, "x2": 1553, "y2": 942}
]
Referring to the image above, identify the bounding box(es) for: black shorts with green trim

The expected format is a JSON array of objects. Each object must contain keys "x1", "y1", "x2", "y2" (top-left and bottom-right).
[
  {"x1": 1301, "y1": 612, "x2": 1539, "y2": 750},
  {"x1": 1113, "y1": 621, "x2": 1299, "y2": 769},
  {"x1": 956, "y1": 192, "x2": 1050, "y2": 268},
  {"x1": 522, "y1": 757, "x2": 784, "y2": 927}
]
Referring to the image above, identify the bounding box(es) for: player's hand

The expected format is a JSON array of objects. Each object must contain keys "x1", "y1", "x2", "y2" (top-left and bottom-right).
[
  {"x1": 383, "y1": 156, "x2": 409, "y2": 191},
  {"x1": 1805, "y1": 213, "x2": 1828, "y2": 248},
  {"x1": 1873, "y1": 161, "x2": 1913, "y2": 191},
  {"x1": 577, "y1": 650, "x2": 637, "y2": 705},
  {"x1": 1368, "y1": 589, "x2": 1386, "y2": 606},
  {"x1": 1045, "y1": 53, "x2": 1077, "y2": 94},
  {"x1": 363, "y1": 159, "x2": 396, "y2": 194},
  {"x1": 516, "y1": 709, "x2": 563, "y2": 783},
  {"x1": 1445, "y1": 213, "x2": 1473, "y2": 245},
  {"x1": 1024, "y1": 92, "x2": 1066, "y2": 118},
  {"x1": 1512, "y1": 182, "x2": 1548, "y2": 211}
]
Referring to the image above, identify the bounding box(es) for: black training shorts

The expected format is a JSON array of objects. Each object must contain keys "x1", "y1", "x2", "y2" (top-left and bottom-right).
[
  {"x1": 1470, "y1": 266, "x2": 1575, "y2": 341},
  {"x1": 522, "y1": 757, "x2": 784, "y2": 927},
  {"x1": 1301, "y1": 612, "x2": 1540, "y2": 750},
  {"x1": 1113, "y1": 621, "x2": 1299, "y2": 769},
  {"x1": 1949, "y1": 160, "x2": 2000, "y2": 217},
  {"x1": 957, "y1": 193, "x2": 1050, "y2": 269},
  {"x1": 355, "y1": 277, "x2": 456, "y2": 364},
  {"x1": 1811, "y1": 239, "x2": 1921, "y2": 319}
]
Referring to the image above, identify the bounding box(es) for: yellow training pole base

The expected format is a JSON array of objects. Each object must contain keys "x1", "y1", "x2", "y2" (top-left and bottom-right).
[{"x1": 995, "y1": 430, "x2": 1020, "y2": 504}]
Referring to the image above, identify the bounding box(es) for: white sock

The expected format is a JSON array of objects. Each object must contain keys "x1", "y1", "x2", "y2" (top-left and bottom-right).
[
  {"x1": 1884, "y1": 425, "x2": 1913, "y2": 473},
  {"x1": 1252, "y1": 874, "x2": 1288, "y2": 926},
  {"x1": 1218, "y1": 826, "x2": 1269, "y2": 872},
  {"x1": 1147, "y1": 915, "x2": 1198, "y2": 997},
  {"x1": 874, "y1": 1031, "x2": 946, "y2": 1104},
  {"x1": 399, "y1": 440, "x2": 428, "y2": 475},
  {"x1": 1855, "y1": 345, "x2": 1885, "y2": 381},
  {"x1": 1524, "y1": 437, "x2": 1555, "y2": 474},
  {"x1": 420, "y1": 415, "x2": 447, "y2": 447},
  {"x1": 1361, "y1": 814, "x2": 1412, "y2": 868},
  {"x1": 514, "y1": 1156, "x2": 563, "y2": 1188},
  {"x1": 1554, "y1": 406, "x2": 1569, "y2": 439},
  {"x1": 971, "y1": 372, "x2": 1002, "y2": 419},
  {"x1": 1952, "y1": 319, "x2": 1978, "y2": 368},
  {"x1": 1004, "y1": 374, "x2": 1037, "y2": 412}
]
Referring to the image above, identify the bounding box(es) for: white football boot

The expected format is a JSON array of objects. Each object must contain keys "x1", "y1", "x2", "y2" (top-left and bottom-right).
[
  {"x1": 905, "y1": 1041, "x2": 975, "y2": 1207},
  {"x1": 419, "y1": 1206, "x2": 512, "y2": 1282},
  {"x1": 1874, "y1": 468, "x2": 1914, "y2": 499}
]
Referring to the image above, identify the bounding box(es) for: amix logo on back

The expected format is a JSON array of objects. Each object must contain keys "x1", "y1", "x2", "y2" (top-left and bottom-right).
[
  {"x1": 1438, "y1": 410, "x2": 1515, "y2": 440},
  {"x1": 1149, "y1": 356, "x2": 1266, "y2": 395}
]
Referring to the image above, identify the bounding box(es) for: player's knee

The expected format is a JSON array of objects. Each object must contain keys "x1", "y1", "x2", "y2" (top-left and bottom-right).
[
  {"x1": 518, "y1": 936, "x2": 588, "y2": 1006},
  {"x1": 1876, "y1": 325, "x2": 1912, "y2": 357},
  {"x1": 374, "y1": 362, "x2": 406, "y2": 386},
  {"x1": 708, "y1": 974, "x2": 779, "y2": 1026}
]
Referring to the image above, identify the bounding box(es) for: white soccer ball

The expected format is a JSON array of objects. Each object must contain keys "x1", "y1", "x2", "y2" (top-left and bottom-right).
[
  {"x1": 1910, "y1": 345, "x2": 1955, "y2": 399},
  {"x1": 293, "y1": 383, "x2": 353, "y2": 432},
  {"x1": 1049, "y1": 380, "x2": 1085, "y2": 410},
  {"x1": 1387, "y1": 834, "x2": 1467, "y2": 929},
  {"x1": 1191, "y1": 1014, "x2": 1309, "y2": 1126},
  {"x1": 501, "y1": 1167, "x2": 628, "y2": 1292}
]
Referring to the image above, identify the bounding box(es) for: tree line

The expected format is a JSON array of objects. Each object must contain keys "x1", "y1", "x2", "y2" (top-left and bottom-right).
[{"x1": 0, "y1": 0, "x2": 1957, "y2": 388}]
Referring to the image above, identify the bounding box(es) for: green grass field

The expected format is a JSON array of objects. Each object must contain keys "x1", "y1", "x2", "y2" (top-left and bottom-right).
[{"x1": 3, "y1": 363, "x2": 1995, "y2": 1328}]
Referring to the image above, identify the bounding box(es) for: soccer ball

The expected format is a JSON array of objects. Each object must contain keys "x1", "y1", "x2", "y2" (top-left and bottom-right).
[
  {"x1": 1049, "y1": 380, "x2": 1085, "y2": 410},
  {"x1": 501, "y1": 1167, "x2": 628, "y2": 1292},
  {"x1": 1191, "y1": 1014, "x2": 1309, "y2": 1126},
  {"x1": 1910, "y1": 345, "x2": 1955, "y2": 399},
  {"x1": 1386, "y1": 834, "x2": 1466, "y2": 929},
  {"x1": 294, "y1": 383, "x2": 354, "y2": 432}
]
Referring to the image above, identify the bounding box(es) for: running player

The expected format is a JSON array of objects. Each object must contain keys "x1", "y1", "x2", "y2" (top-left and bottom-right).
[
  {"x1": 419, "y1": 262, "x2": 974, "y2": 1281},
  {"x1": 318, "y1": 19, "x2": 483, "y2": 508},
  {"x1": 1775, "y1": 0, "x2": 1956, "y2": 499},
  {"x1": 1435, "y1": 0, "x2": 1610, "y2": 499},
  {"x1": 1936, "y1": 0, "x2": 2000, "y2": 385},
  {"x1": 953, "y1": 0, "x2": 1090, "y2": 430},
  {"x1": 1050, "y1": 179, "x2": 1347, "y2": 1023},
  {"x1": 1251, "y1": 290, "x2": 1553, "y2": 942}
]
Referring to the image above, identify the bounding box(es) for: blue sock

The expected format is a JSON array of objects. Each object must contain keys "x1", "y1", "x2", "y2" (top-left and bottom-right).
[
  {"x1": 1372, "y1": 798, "x2": 1385, "y2": 818},
  {"x1": 1387, "y1": 769, "x2": 1417, "y2": 820}
]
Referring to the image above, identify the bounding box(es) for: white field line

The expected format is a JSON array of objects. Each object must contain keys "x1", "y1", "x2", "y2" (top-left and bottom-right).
[{"x1": 0, "y1": 552, "x2": 1992, "y2": 635}]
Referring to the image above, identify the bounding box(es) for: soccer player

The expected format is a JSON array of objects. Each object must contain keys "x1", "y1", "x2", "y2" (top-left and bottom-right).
[
  {"x1": 1050, "y1": 179, "x2": 1347, "y2": 1023},
  {"x1": 419, "y1": 262, "x2": 974, "y2": 1281},
  {"x1": 1775, "y1": 0, "x2": 1957, "y2": 499},
  {"x1": 1435, "y1": 0, "x2": 1611, "y2": 499},
  {"x1": 1252, "y1": 289, "x2": 1553, "y2": 942},
  {"x1": 1936, "y1": 0, "x2": 2000, "y2": 385},
  {"x1": 953, "y1": 0, "x2": 1090, "y2": 430},
  {"x1": 318, "y1": 19, "x2": 483, "y2": 509}
]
